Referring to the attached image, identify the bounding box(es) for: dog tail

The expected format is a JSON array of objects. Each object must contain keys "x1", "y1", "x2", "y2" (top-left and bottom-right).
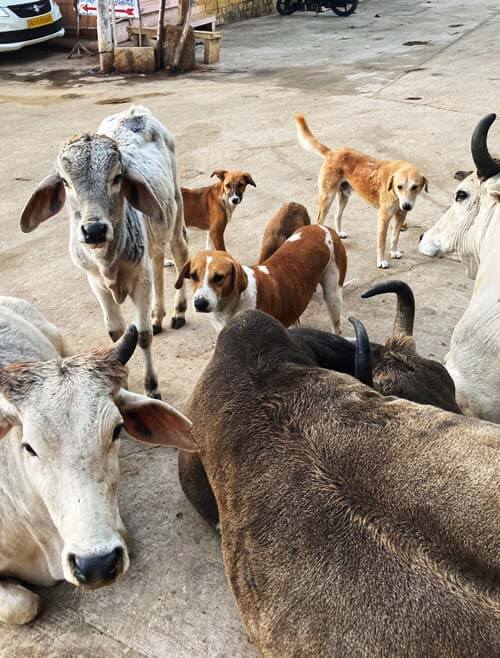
[{"x1": 295, "y1": 114, "x2": 330, "y2": 158}]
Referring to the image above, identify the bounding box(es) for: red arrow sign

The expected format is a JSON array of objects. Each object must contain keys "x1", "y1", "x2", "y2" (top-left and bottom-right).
[{"x1": 80, "y1": 3, "x2": 136, "y2": 14}]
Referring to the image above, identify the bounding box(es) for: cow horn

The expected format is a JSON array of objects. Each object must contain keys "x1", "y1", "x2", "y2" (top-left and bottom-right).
[
  {"x1": 361, "y1": 280, "x2": 415, "y2": 336},
  {"x1": 348, "y1": 317, "x2": 373, "y2": 387},
  {"x1": 114, "y1": 325, "x2": 138, "y2": 365},
  {"x1": 471, "y1": 113, "x2": 499, "y2": 180}
]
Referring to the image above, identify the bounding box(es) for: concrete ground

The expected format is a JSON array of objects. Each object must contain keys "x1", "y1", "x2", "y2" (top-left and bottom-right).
[{"x1": 0, "y1": 0, "x2": 498, "y2": 655}]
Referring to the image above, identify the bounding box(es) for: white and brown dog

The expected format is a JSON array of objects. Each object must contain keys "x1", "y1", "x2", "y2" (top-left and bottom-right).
[
  {"x1": 181, "y1": 169, "x2": 256, "y2": 251},
  {"x1": 175, "y1": 224, "x2": 347, "y2": 334},
  {"x1": 296, "y1": 114, "x2": 428, "y2": 269}
]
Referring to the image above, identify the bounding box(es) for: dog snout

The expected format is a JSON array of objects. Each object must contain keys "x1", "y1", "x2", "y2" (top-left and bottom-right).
[
  {"x1": 69, "y1": 546, "x2": 124, "y2": 587},
  {"x1": 229, "y1": 196, "x2": 241, "y2": 206},
  {"x1": 402, "y1": 202, "x2": 413, "y2": 212},
  {"x1": 81, "y1": 221, "x2": 108, "y2": 244},
  {"x1": 194, "y1": 297, "x2": 210, "y2": 312}
]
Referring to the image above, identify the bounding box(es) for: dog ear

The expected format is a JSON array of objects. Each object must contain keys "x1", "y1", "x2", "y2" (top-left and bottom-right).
[
  {"x1": 175, "y1": 260, "x2": 191, "y2": 289},
  {"x1": 387, "y1": 175, "x2": 394, "y2": 192},
  {"x1": 244, "y1": 173, "x2": 256, "y2": 188},
  {"x1": 232, "y1": 262, "x2": 248, "y2": 296},
  {"x1": 422, "y1": 176, "x2": 429, "y2": 193},
  {"x1": 211, "y1": 170, "x2": 227, "y2": 182},
  {"x1": 454, "y1": 170, "x2": 473, "y2": 182}
]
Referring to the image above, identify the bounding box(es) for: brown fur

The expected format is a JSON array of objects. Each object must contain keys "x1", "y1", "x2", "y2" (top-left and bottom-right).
[
  {"x1": 180, "y1": 310, "x2": 500, "y2": 658},
  {"x1": 176, "y1": 225, "x2": 347, "y2": 331},
  {"x1": 296, "y1": 114, "x2": 428, "y2": 268},
  {"x1": 258, "y1": 202, "x2": 311, "y2": 263},
  {"x1": 181, "y1": 170, "x2": 256, "y2": 251}
]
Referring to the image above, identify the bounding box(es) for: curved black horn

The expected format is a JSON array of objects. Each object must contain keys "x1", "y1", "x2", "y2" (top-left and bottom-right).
[
  {"x1": 471, "y1": 113, "x2": 499, "y2": 180},
  {"x1": 361, "y1": 280, "x2": 415, "y2": 337},
  {"x1": 114, "y1": 325, "x2": 138, "y2": 365},
  {"x1": 348, "y1": 317, "x2": 373, "y2": 387}
]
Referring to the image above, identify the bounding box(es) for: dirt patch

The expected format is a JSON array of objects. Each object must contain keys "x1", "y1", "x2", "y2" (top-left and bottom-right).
[{"x1": 403, "y1": 40, "x2": 430, "y2": 46}]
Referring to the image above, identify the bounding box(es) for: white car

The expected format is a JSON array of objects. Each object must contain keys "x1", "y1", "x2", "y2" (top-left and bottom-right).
[{"x1": 0, "y1": 0, "x2": 64, "y2": 52}]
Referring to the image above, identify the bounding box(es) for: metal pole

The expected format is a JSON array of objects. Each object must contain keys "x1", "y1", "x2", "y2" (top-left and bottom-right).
[
  {"x1": 111, "y1": 1, "x2": 118, "y2": 50},
  {"x1": 97, "y1": 0, "x2": 114, "y2": 72}
]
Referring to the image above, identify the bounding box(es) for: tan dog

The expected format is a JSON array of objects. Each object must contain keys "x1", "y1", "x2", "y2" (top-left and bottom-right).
[
  {"x1": 181, "y1": 169, "x2": 256, "y2": 251},
  {"x1": 175, "y1": 225, "x2": 346, "y2": 334},
  {"x1": 296, "y1": 115, "x2": 428, "y2": 269},
  {"x1": 258, "y1": 202, "x2": 311, "y2": 263}
]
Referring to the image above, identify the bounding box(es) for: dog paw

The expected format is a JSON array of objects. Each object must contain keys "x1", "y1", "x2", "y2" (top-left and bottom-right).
[
  {"x1": 171, "y1": 316, "x2": 186, "y2": 330},
  {"x1": 378, "y1": 260, "x2": 389, "y2": 269},
  {"x1": 339, "y1": 231, "x2": 348, "y2": 239},
  {"x1": 164, "y1": 258, "x2": 174, "y2": 268},
  {"x1": 390, "y1": 250, "x2": 402, "y2": 259}
]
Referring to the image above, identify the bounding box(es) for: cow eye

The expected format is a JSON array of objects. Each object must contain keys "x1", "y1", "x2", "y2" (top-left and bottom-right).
[
  {"x1": 191, "y1": 272, "x2": 199, "y2": 282},
  {"x1": 112, "y1": 423, "x2": 124, "y2": 441},
  {"x1": 212, "y1": 273, "x2": 224, "y2": 285},
  {"x1": 113, "y1": 174, "x2": 122, "y2": 186},
  {"x1": 21, "y1": 442, "x2": 38, "y2": 457},
  {"x1": 455, "y1": 190, "x2": 468, "y2": 202}
]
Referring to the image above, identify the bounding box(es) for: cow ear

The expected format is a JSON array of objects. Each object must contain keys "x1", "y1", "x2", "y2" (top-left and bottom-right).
[
  {"x1": 123, "y1": 170, "x2": 163, "y2": 222},
  {"x1": 20, "y1": 173, "x2": 66, "y2": 233},
  {"x1": 117, "y1": 389, "x2": 197, "y2": 452},
  {"x1": 454, "y1": 170, "x2": 473, "y2": 182},
  {"x1": 211, "y1": 169, "x2": 227, "y2": 181},
  {"x1": 0, "y1": 394, "x2": 19, "y2": 439},
  {"x1": 175, "y1": 260, "x2": 191, "y2": 289}
]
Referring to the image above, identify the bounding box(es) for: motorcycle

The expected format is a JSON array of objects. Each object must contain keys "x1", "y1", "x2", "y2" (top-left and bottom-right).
[{"x1": 276, "y1": 0, "x2": 358, "y2": 17}]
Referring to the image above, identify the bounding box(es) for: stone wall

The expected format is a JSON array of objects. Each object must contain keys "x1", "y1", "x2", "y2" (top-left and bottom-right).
[{"x1": 192, "y1": 0, "x2": 274, "y2": 25}]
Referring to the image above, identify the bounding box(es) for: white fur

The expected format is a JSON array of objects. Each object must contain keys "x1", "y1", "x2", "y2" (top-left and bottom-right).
[
  {"x1": 420, "y1": 171, "x2": 500, "y2": 421},
  {"x1": 287, "y1": 232, "x2": 301, "y2": 242},
  {"x1": 193, "y1": 256, "x2": 219, "y2": 313},
  {"x1": 258, "y1": 265, "x2": 270, "y2": 274},
  {"x1": 212, "y1": 266, "x2": 257, "y2": 333},
  {"x1": 320, "y1": 225, "x2": 334, "y2": 256}
]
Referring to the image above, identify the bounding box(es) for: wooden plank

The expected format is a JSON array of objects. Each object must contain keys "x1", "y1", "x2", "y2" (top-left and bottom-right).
[{"x1": 193, "y1": 30, "x2": 221, "y2": 41}]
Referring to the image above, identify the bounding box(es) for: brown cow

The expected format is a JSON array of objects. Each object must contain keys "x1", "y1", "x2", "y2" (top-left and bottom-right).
[{"x1": 179, "y1": 310, "x2": 499, "y2": 657}]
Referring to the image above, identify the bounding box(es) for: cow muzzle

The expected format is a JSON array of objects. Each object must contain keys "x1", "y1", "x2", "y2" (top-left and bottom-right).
[
  {"x1": 80, "y1": 220, "x2": 112, "y2": 246},
  {"x1": 68, "y1": 546, "x2": 125, "y2": 588}
]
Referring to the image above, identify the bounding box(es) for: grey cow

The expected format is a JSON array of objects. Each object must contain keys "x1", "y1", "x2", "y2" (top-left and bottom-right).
[
  {"x1": 20, "y1": 105, "x2": 189, "y2": 398},
  {"x1": 0, "y1": 296, "x2": 196, "y2": 625}
]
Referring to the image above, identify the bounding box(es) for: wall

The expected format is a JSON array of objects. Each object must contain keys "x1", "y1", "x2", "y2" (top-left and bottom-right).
[{"x1": 192, "y1": 0, "x2": 274, "y2": 25}]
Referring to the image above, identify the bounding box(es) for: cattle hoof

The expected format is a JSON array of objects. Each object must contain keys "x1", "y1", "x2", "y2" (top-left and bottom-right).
[
  {"x1": 171, "y1": 316, "x2": 186, "y2": 330},
  {"x1": 152, "y1": 324, "x2": 163, "y2": 335},
  {"x1": 378, "y1": 260, "x2": 389, "y2": 269},
  {"x1": 400, "y1": 222, "x2": 408, "y2": 232},
  {"x1": 390, "y1": 250, "x2": 402, "y2": 259},
  {"x1": 109, "y1": 330, "x2": 124, "y2": 343}
]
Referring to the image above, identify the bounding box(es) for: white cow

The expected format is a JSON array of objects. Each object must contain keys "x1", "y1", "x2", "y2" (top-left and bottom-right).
[
  {"x1": 419, "y1": 113, "x2": 500, "y2": 422},
  {"x1": 0, "y1": 297, "x2": 195, "y2": 625}
]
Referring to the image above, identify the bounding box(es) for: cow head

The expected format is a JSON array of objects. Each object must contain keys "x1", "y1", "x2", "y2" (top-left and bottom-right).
[
  {"x1": 20, "y1": 134, "x2": 163, "y2": 251},
  {"x1": 0, "y1": 327, "x2": 195, "y2": 589},
  {"x1": 419, "y1": 114, "x2": 500, "y2": 278}
]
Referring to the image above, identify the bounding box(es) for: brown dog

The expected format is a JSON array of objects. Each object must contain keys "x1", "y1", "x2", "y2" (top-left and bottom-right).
[
  {"x1": 296, "y1": 114, "x2": 428, "y2": 269},
  {"x1": 181, "y1": 169, "x2": 256, "y2": 251},
  {"x1": 258, "y1": 202, "x2": 311, "y2": 263},
  {"x1": 175, "y1": 224, "x2": 346, "y2": 334}
]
